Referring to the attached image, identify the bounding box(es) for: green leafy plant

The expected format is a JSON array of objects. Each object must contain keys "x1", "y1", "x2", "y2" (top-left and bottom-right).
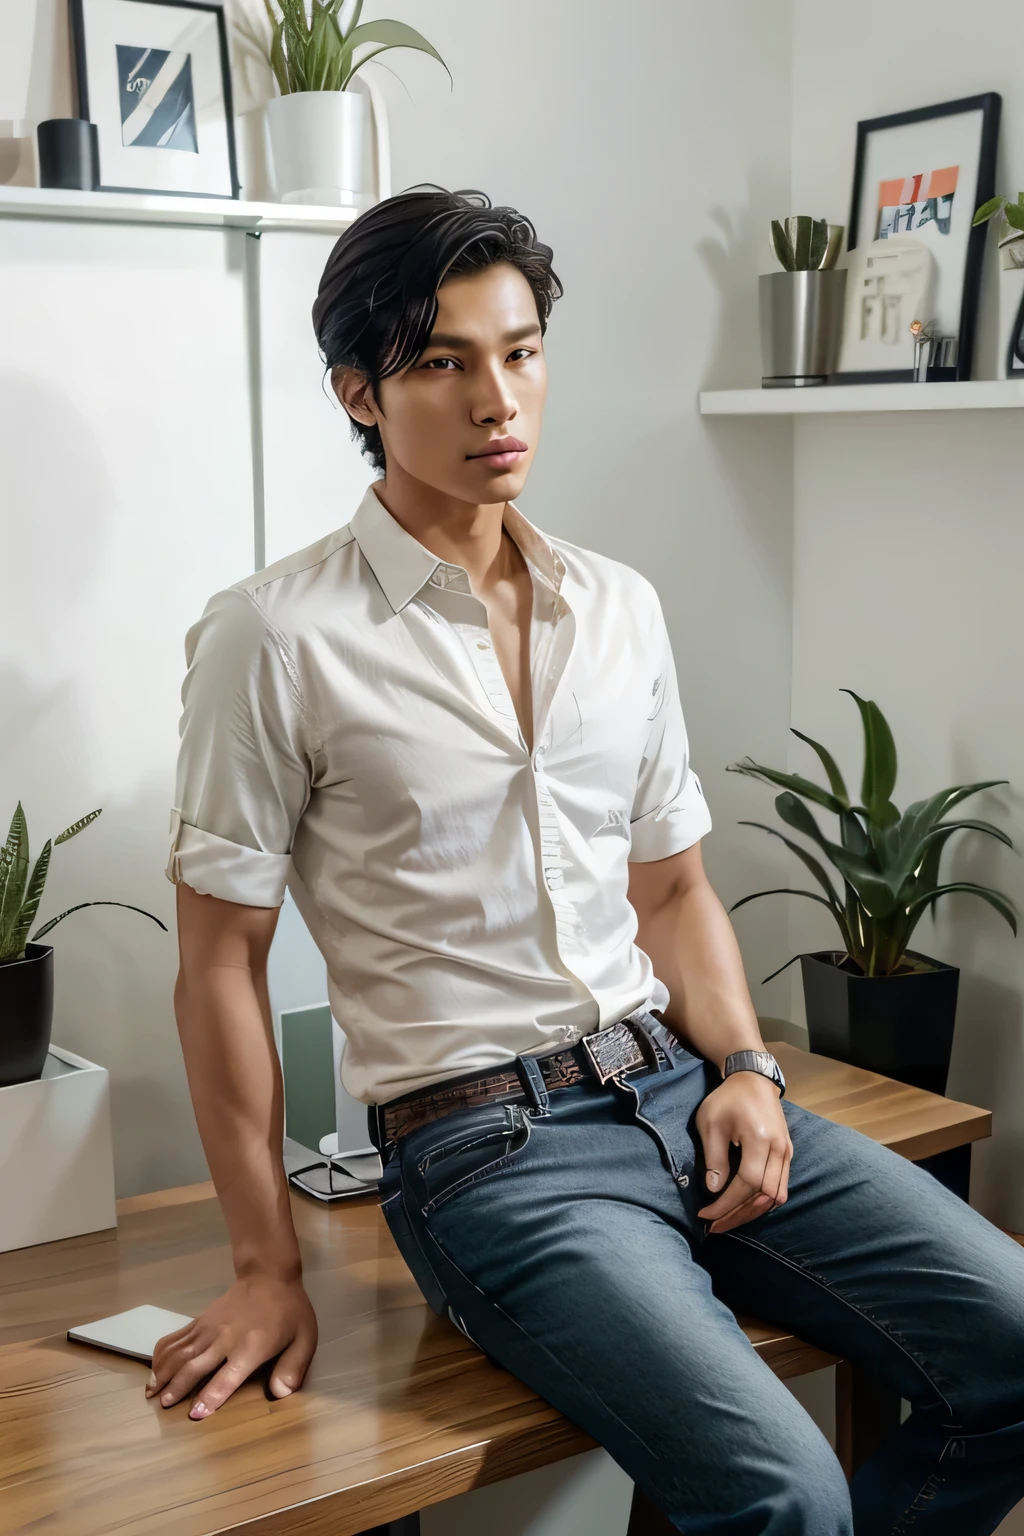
[
  {"x1": 769, "y1": 216, "x2": 836, "y2": 272},
  {"x1": 259, "y1": 0, "x2": 450, "y2": 95},
  {"x1": 973, "y1": 192, "x2": 1024, "y2": 264},
  {"x1": 0, "y1": 804, "x2": 167, "y2": 965},
  {"x1": 727, "y1": 690, "x2": 1017, "y2": 981}
]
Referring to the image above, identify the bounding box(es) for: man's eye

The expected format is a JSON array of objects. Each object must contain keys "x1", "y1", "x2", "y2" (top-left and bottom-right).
[
  {"x1": 423, "y1": 357, "x2": 458, "y2": 369},
  {"x1": 509, "y1": 348, "x2": 534, "y2": 361}
]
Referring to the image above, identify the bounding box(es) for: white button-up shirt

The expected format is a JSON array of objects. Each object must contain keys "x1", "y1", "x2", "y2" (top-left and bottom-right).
[{"x1": 167, "y1": 481, "x2": 711, "y2": 1103}]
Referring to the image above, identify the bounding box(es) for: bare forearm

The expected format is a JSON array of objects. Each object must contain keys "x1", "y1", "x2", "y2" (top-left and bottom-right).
[
  {"x1": 174, "y1": 964, "x2": 301, "y2": 1282},
  {"x1": 636, "y1": 877, "x2": 766, "y2": 1073}
]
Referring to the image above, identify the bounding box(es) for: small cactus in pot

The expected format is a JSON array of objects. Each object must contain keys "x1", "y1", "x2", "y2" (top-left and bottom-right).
[
  {"x1": 769, "y1": 216, "x2": 844, "y2": 272},
  {"x1": 760, "y1": 216, "x2": 846, "y2": 386}
]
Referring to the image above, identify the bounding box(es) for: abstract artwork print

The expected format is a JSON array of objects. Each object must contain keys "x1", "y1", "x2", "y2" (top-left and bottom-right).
[
  {"x1": 116, "y1": 44, "x2": 198, "y2": 152},
  {"x1": 876, "y1": 166, "x2": 959, "y2": 241}
]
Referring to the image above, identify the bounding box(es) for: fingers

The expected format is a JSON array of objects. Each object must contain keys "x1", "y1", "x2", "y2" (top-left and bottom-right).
[
  {"x1": 700, "y1": 1120, "x2": 731, "y2": 1197},
  {"x1": 698, "y1": 1136, "x2": 794, "y2": 1234},
  {"x1": 188, "y1": 1353, "x2": 266, "y2": 1419},
  {"x1": 152, "y1": 1337, "x2": 227, "y2": 1409},
  {"x1": 268, "y1": 1323, "x2": 318, "y2": 1399}
]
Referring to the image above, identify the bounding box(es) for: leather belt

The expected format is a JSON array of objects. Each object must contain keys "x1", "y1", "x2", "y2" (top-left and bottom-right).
[{"x1": 375, "y1": 1016, "x2": 666, "y2": 1149}]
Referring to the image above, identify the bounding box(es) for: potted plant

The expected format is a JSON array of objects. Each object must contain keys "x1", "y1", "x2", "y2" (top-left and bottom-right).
[
  {"x1": 727, "y1": 691, "x2": 1016, "y2": 1094},
  {"x1": 0, "y1": 803, "x2": 166, "y2": 1088},
  {"x1": 973, "y1": 192, "x2": 1024, "y2": 379},
  {"x1": 249, "y1": 0, "x2": 450, "y2": 206},
  {"x1": 759, "y1": 215, "x2": 846, "y2": 387}
]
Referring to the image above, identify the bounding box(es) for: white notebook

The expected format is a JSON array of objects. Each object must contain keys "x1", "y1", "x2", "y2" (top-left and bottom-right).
[{"x1": 67, "y1": 1304, "x2": 195, "y2": 1362}]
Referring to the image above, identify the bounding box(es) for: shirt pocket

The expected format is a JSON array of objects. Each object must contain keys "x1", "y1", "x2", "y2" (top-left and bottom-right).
[{"x1": 399, "y1": 1101, "x2": 534, "y2": 1217}]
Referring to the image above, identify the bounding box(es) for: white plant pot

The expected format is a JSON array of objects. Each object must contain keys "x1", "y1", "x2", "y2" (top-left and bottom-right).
[
  {"x1": 263, "y1": 88, "x2": 385, "y2": 208},
  {"x1": 0, "y1": 1044, "x2": 116, "y2": 1253}
]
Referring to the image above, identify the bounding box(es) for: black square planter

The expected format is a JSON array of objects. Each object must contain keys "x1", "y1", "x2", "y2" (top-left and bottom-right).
[{"x1": 800, "y1": 949, "x2": 959, "y2": 1096}]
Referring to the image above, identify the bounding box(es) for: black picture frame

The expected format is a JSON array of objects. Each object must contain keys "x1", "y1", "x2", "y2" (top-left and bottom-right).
[
  {"x1": 69, "y1": 0, "x2": 239, "y2": 200},
  {"x1": 830, "y1": 92, "x2": 1001, "y2": 385}
]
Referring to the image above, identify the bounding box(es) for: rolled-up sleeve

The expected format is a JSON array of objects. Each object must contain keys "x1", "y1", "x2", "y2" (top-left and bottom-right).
[
  {"x1": 166, "y1": 588, "x2": 311, "y2": 907},
  {"x1": 629, "y1": 592, "x2": 712, "y2": 862}
]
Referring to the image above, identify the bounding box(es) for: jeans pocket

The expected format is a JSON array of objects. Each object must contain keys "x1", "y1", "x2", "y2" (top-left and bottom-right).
[{"x1": 401, "y1": 1101, "x2": 534, "y2": 1217}]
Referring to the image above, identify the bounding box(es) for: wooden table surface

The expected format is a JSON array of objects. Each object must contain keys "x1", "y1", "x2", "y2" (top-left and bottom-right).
[{"x1": 0, "y1": 1043, "x2": 992, "y2": 1536}]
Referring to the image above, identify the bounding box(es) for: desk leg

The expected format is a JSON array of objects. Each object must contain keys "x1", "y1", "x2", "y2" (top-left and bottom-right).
[
  {"x1": 835, "y1": 1359, "x2": 903, "y2": 1481},
  {"x1": 357, "y1": 1518, "x2": 420, "y2": 1535},
  {"x1": 916, "y1": 1143, "x2": 972, "y2": 1201}
]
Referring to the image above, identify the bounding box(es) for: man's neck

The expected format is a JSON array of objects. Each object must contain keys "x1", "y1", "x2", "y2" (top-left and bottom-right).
[{"x1": 373, "y1": 468, "x2": 519, "y2": 596}]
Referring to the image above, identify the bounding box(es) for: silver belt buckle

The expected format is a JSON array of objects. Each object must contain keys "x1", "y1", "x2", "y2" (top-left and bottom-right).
[{"x1": 582, "y1": 1021, "x2": 647, "y2": 1085}]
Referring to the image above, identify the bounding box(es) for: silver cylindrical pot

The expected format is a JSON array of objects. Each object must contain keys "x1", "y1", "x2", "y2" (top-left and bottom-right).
[{"x1": 759, "y1": 269, "x2": 847, "y2": 387}]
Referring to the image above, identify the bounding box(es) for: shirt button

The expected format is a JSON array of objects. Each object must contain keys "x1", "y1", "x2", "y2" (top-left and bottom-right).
[{"x1": 476, "y1": 639, "x2": 490, "y2": 650}]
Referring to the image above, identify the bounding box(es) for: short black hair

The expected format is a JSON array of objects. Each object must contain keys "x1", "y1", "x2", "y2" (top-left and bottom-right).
[{"x1": 312, "y1": 184, "x2": 562, "y2": 472}]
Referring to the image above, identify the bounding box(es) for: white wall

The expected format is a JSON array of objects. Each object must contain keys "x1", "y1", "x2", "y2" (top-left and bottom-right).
[
  {"x1": 0, "y1": 219, "x2": 254, "y2": 1195},
  {"x1": 789, "y1": 0, "x2": 1024, "y2": 1234}
]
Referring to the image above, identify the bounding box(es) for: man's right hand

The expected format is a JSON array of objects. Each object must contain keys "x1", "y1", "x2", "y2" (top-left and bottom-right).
[{"x1": 147, "y1": 1273, "x2": 318, "y2": 1419}]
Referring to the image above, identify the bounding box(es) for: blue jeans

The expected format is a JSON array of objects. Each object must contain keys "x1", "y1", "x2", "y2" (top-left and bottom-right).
[{"x1": 377, "y1": 1026, "x2": 1024, "y2": 1534}]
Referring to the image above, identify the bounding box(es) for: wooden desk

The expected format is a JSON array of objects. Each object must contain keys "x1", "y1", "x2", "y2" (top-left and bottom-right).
[{"x1": 0, "y1": 1044, "x2": 992, "y2": 1536}]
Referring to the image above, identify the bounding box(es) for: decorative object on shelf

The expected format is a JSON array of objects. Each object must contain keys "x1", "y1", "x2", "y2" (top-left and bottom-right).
[
  {"x1": 835, "y1": 237, "x2": 935, "y2": 377},
  {"x1": 909, "y1": 318, "x2": 958, "y2": 381},
  {"x1": 727, "y1": 690, "x2": 1016, "y2": 1094},
  {"x1": 245, "y1": 0, "x2": 450, "y2": 207},
  {"x1": 759, "y1": 215, "x2": 846, "y2": 387},
  {"x1": 833, "y1": 93, "x2": 1001, "y2": 385},
  {"x1": 0, "y1": 803, "x2": 166, "y2": 1088},
  {"x1": 69, "y1": 0, "x2": 239, "y2": 199},
  {"x1": 36, "y1": 117, "x2": 99, "y2": 190},
  {"x1": 973, "y1": 191, "x2": 1024, "y2": 379}
]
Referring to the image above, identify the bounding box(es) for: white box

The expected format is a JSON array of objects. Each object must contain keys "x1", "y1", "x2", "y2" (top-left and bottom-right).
[{"x1": 0, "y1": 1045, "x2": 117, "y2": 1253}]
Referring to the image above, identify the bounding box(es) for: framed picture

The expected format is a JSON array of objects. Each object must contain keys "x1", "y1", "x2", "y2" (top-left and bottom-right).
[
  {"x1": 832, "y1": 93, "x2": 1000, "y2": 384},
  {"x1": 69, "y1": 0, "x2": 239, "y2": 199}
]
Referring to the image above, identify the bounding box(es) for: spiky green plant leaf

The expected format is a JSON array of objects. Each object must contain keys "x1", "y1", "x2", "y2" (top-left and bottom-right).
[
  {"x1": 727, "y1": 758, "x2": 845, "y2": 814},
  {"x1": 0, "y1": 803, "x2": 29, "y2": 956},
  {"x1": 8, "y1": 839, "x2": 52, "y2": 959},
  {"x1": 791, "y1": 727, "x2": 850, "y2": 805},
  {"x1": 344, "y1": 19, "x2": 451, "y2": 85},
  {"x1": 841, "y1": 689, "x2": 898, "y2": 826},
  {"x1": 31, "y1": 901, "x2": 168, "y2": 943},
  {"x1": 770, "y1": 220, "x2": 795, "y2": 271},
  {"x1": 54, "y1": 808, "x2": 102, "y2": 845}
]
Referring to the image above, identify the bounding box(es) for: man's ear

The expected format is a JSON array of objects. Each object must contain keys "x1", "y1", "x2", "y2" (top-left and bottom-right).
[{"x1": 332, "y1": 364, "x2": 377, "y2": 427}]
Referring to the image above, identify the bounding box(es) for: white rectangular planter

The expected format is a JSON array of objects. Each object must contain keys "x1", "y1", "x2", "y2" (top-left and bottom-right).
[{"x1": 0, "y1": 1045, "x2": 117, "y2": 1253}]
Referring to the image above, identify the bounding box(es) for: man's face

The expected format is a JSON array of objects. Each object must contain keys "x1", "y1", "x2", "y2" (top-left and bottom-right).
[{"x1": 340, "y1": 260, "x2": 548, "y2": 502}]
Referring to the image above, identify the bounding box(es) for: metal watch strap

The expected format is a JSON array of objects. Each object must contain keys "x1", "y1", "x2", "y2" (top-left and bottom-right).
[{"x1": 723, "y1": 1049, "x2": 786, "y2": 1098}]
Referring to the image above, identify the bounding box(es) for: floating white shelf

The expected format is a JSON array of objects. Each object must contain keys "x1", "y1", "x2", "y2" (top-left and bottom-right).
[
  {"x1": 700, "y1": 381, "x2": 1024, "y2": 415},
  {"x1": 0, "y1": 183, "x2": 361, "y2": 234}
]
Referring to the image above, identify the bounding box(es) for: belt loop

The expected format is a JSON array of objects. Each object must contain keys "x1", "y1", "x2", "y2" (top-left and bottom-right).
[
  {"x1": 514, "y1": 1054, "x2": 551, "y2": 1115},
  {"x1": 631, "y1": 1013, "x2": 670, "y2": 1073},
  {"x1": 367, "y1": 1103, "x2": 387, "y2": 1153}
]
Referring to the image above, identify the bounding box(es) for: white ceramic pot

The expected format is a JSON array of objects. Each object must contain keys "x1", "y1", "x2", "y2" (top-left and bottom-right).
[{"x1": 263, "y1": 87, "x2": 388, "y2": 208}]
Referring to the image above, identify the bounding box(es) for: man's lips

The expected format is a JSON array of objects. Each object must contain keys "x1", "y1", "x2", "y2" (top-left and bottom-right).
[{"x1": 467, "y1": 438, "x2": 529, "y2": 469}]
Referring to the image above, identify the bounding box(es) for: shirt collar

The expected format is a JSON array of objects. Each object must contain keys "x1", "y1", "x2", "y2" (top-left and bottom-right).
[{"x1": 350, "y1": 479, "x2": 565, "y2": 614}]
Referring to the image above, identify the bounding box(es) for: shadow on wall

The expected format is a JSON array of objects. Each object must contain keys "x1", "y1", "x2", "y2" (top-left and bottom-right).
[{"x1": 696, "y1": 193, "x2": 766, "y2": 392}]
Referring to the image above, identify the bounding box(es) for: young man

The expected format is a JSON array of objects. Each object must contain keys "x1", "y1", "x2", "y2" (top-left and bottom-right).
[{"x1": 157, "y1": 186, "x2": 1024, "y2": 1534}]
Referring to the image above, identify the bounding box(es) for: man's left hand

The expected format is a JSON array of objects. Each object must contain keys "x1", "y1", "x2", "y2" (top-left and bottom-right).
[{"x1": 695, "y1": 1072, "x2": 793, "y2": 1234}]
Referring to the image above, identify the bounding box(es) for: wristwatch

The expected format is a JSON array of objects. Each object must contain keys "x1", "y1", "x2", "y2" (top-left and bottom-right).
[{"x1": 723, "y1": 1049, "x2": 786, "y2": 1099}]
